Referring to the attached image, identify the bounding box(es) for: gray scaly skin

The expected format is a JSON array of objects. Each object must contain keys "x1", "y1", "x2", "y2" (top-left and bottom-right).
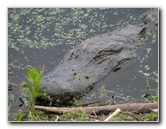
[{"x1": 42, "y1": 8, "x2": 158, "y2": 103}]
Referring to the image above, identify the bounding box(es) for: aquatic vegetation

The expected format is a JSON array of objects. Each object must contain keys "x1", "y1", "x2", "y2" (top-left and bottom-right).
[
  {"x1": 9, "y1": 8, "x2": 133, "y2": 85},
  {"x1": 8, "y1": 65, "x2": 158, "y2": 121},
  {"x1": 8, "y1": 8, "x2": 158, "y2": 117},
  {"x1": 8, "y1": 8, "x2": 143, "y2": 51}
]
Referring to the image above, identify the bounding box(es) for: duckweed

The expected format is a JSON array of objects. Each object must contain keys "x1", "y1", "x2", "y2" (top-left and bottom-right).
[{"x1": 8, "y1": 8, "x2": 145, "y2": 50}]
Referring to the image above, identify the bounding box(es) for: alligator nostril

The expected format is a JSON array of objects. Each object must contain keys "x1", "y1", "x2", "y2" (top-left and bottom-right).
[
  {"x1": 85, "y1": 76, "x2": 89, "y2": 79},
  {"x1": 112, "y1": 67, "x2": 121, "y2": 72}
]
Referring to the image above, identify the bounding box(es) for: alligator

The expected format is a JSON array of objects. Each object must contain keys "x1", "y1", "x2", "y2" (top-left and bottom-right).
[{"x1": 42, "y1": 8, "x2": 158, "y2": 104}]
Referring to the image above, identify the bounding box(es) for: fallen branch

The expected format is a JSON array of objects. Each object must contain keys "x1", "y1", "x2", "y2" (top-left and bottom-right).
[{"x1": 35, "y1": 102, "x2": 158, "y2": 114}]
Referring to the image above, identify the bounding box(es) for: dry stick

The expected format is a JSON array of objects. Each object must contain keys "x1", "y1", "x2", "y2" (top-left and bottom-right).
[
  {"x1": 55, "y1": 115, "x2": 59, "y2": 121},
  {"x1": 104, "y1": 108, "x2": 121, "y2": 121},
  {"x1": 35, "y1": 103, "x2": 158, "y2": 114},
  {"x1": 150, "y1": 109, "x2": 158, "y2": 112},
  {"x1": 92, "y1": 110, "x2": 97, "y2": 116}
]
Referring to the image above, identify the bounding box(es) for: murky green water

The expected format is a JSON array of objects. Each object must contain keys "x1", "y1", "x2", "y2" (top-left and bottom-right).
[{"x1": 8, "y1": 8, "x2": 158, "y2": 112}]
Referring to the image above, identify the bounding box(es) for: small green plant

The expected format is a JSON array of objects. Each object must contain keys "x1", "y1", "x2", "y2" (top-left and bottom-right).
[
  {"x1": 8, "y1": 103, "x2": 11, "y2": 113},
  {"x1": 16, "y1": 112, "x2": 26, "y2": 121},
  {"x1": 151, "y1": 90, "x2": 158, "y2": 103},
  {"x1": 61, "y1": 110, "x2": 88, "y2": 121},
  {"x1": 73, "y1": 100, "x2": 83, "y2": 107},
  {"x1": 147, "y1": 112, "x2": 158, "y2": 121},
  {"x1": 23, "y1": 66, "x2": 46, "y2": 111},
  {"x1": 141, "y1": 77, "x2": 158, "y2": 103}
]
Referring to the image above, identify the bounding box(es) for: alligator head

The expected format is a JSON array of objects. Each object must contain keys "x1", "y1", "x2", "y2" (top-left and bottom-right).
[{"x1": 42, "y1": 9, "x2": 158, "y2": 103}]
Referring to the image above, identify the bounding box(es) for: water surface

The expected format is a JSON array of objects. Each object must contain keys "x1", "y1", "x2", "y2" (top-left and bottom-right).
[{"x1": 8, "y1": 8, "x2": 158, "y2": 112}]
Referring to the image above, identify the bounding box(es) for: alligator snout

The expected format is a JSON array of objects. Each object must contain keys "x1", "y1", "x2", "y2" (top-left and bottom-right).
[{"x1": 42, "y1": 78, "x2": 68, "y2": 97}]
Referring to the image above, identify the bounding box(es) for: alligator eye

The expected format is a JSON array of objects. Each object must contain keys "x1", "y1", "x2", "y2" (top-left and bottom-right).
[
  {"x1": 138, "y1": 36, "x2": 146, "y2": 41},
  {"x1": 8, "y1": 88, "x2": 12, "y2": 91}
]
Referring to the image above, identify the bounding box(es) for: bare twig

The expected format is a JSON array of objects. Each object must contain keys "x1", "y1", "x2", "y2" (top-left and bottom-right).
[
  {"x1": 93, "y1": 110, "x2": 97, "y2": 116},
  {"x1": 104, "y1": 108, "x2": 121, "y2": 121},
  {"x1": 55, "y1": 115, "x2": 59, "y2": 121},
  {"x1": 150, "y1": 109, "x2": 158, "y2": 112}
]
